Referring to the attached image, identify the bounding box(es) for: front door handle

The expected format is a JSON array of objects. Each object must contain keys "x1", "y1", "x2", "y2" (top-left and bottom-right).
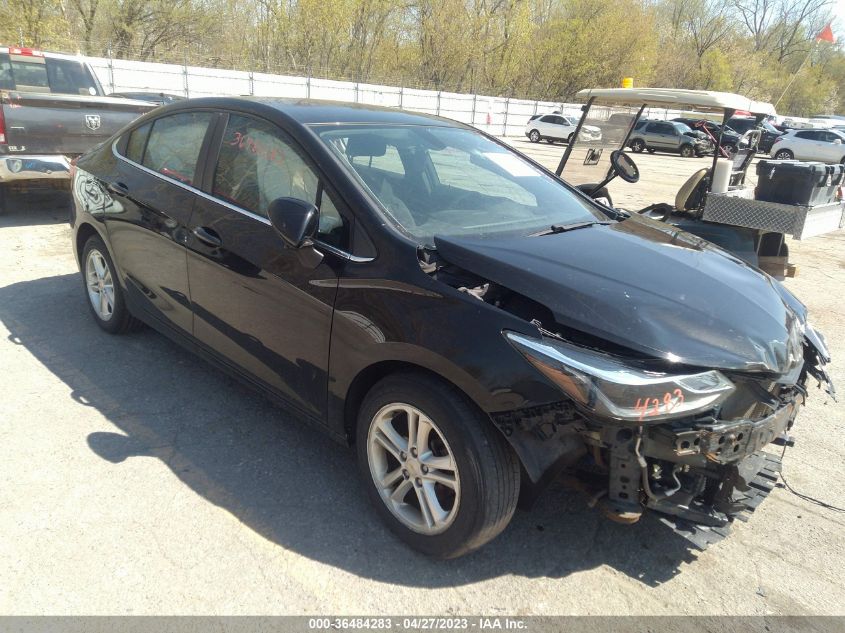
[{"x1": 192, "y1": 226, "x2": 222, "y2": 247}]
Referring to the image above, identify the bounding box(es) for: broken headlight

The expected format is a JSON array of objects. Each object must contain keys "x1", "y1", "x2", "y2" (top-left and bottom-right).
[{"x1": 505, "y1": 331, "x2": 735, "y2": 423}]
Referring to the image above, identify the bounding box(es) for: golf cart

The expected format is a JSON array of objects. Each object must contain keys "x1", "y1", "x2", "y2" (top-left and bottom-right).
[{"x1": 556, "y1": 88, "x2": 845, "y2": 278}]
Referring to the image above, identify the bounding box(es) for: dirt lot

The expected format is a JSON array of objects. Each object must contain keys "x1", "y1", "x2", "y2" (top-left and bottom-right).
[{"x1": 1, "y1": 147, "x2": 844, "y2": 616}]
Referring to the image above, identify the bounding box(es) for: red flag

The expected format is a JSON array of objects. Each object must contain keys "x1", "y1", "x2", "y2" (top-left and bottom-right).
[{"x1": 817, "y1": 23, "x2": 835, "y2": 43}]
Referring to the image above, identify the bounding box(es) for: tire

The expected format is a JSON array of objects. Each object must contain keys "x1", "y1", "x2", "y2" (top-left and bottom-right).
[
  {"x1": 567, "y1": 133, "x2": 574, "y2": 145},
  {"x1": 774, "y1": 149, "x2": 793, "y2": 160},
  {"x1": 723, "y1": 143, "x2": 737, "y2": 156},
  {"x1": 646, "y1": 148, "x2": 656, "y2": 154},
  {"x1": 630, "y1": 138, "x2": 646, "y2": 153},
  {"x1": 356, "y1": 372, "x2": 520, "y2": 559},
  {"x1": 81, "y1": 235, "x2": 143, "y2": 334},
  {"x1": 528, "y1": 129, "x2": 540, "y2": 143},
  {"x1": 680, "y1": 144, "x2": 695, "y2": 158},
  {"x1": 544, "y1": 138, "x2": 556, "y2": 144}
]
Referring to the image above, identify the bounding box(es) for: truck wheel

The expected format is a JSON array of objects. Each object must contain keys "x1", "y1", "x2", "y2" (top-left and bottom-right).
[
  {"x1": 680, "y1": 144, "x2": 695, "y2": 158},
  {"x1": 630, "y1": 139, "x2": 646, "y2": 153},
  {"x1": 356, "y1": 372, "x2": 520, "y2": 559},
  {"x1": 528, "y1": 129, "x2": 541, "y2": 143},
  {"x1": 774, "y1": 149, "x2": 793, "y2": 160}
]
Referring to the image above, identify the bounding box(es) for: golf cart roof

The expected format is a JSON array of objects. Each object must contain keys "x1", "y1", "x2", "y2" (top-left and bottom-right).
[{"x1": 575, "y1": 88, "x2": 776, "y2": 116}]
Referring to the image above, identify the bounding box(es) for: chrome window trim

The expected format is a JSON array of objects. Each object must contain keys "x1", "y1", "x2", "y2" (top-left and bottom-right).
[{"x1": 111, "y1": 139, "x2": 374, "y2": 263}]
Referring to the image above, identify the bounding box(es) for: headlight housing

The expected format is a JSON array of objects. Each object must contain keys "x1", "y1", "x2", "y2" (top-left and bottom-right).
[{"x1": 506, "y1": 331, "x2": 735, "y2": 423}]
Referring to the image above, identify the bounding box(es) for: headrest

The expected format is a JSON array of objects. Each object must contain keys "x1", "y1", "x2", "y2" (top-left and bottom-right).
[{"x1": 346, "y1": 134, "x2": 387, "y2": 158}]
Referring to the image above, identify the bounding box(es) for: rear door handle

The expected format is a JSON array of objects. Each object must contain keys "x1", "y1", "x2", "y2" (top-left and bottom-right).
[
  {"x1": 107, "y1": 181, "x2": 129, "y2": 195},
  {"x1": 192, "y1": 226, "x2": 222, "y2": 247}
]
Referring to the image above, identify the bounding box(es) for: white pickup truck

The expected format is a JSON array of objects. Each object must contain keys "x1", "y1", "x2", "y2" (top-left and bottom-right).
[{"x1": 0, "y1": 46, "x2": 155, "y2": 213}]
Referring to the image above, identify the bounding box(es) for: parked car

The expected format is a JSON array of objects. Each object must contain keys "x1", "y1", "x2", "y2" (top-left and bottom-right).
[
  {"x1": 525, "y1": 113, "x2": 601, "y2": 144},
  {"x1": 727, "y1": 117, "x2": 782, "y2": 153},
  {"x1": 628, "y1": 120, "x2": 713, "y2": 157},
  {"x1": 110, "y1": 91, "x2": 185, "y2": 106},
  {"x1": 0, "y1": 46, "x2": 155, "y2": 213},
  {"x1": 770, "y1": 128, "x2": 845, "y2": 163},
  {"x1": 672, "y1": 117, "x2": 742, "y2": 154},
  {"x1": 72, "y1": 97, "x2": 832, "y2": 558}
]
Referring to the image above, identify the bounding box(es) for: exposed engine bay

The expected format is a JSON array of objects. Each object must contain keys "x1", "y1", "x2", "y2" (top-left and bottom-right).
[{"x1": 421, "y1": 239, "x2": 836, "y2": 549}]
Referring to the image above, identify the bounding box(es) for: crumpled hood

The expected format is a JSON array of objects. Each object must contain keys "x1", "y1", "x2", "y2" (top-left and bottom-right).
[{"x1": 434, "y1": 215, "x2": 807, "y2": 374}]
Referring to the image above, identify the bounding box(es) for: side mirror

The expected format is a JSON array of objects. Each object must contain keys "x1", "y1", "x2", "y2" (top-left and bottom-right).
[
  {"x1": 267, "y1": 197, "x2": 319, "y2": 248},
  {"x1": 834, "y1": 138, "x2": 842, "y2": 145}
]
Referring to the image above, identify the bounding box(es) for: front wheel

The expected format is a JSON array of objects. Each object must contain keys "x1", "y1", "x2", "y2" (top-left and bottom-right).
[
  {"x1": 357, "y1": 372, "x2": 520, "y2": 559},
  {"x1": 567, "y1": 133, "x2": 574, "y2": 145},
  {"x1": 774, "y1": 149, "x2": 793, "y2": 160},
  {"x1": 528, "y1": 129, "x2": 540, "y2": 143},
  {"x1": 680, "y1": 144, "x2": 695, "y2": 158},
  {"x1": 81, "y1": 235, "x2": 142, "y2": 334},
  {"x1": 630, "y1": 139, "x2": 646, "y2": 153}
]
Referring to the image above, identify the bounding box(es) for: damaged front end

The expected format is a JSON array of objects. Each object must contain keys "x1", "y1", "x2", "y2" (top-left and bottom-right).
[
  {"x1": 503, "y1": 325, "x2": 835, "y2": 549},
  {"x1": 421, "y1": 222, "x2": 835, "y2": 549}
]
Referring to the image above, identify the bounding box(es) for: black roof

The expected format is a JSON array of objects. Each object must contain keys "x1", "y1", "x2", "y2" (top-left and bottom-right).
[{"x1": 165, "y1": 96, "x2": 461, "y2": 127}]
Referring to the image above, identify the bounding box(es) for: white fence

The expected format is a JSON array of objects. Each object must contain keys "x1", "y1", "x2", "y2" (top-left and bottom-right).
[{"x1": 85, "y1": 55, "x2": 688, "y2": 136}]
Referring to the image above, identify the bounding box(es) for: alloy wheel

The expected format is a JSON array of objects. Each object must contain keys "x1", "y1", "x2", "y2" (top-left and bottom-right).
[
  {"x1": 86, "y1": 248, "x2": 115, "y2": 321},
  {"x1": 366, "y1": 403, "x2": 460, "y2": 535}
]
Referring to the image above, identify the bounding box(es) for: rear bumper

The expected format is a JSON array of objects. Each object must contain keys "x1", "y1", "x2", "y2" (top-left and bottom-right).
[{"x1": 0, "y1": 155, "x2": 70, "y2": 183}]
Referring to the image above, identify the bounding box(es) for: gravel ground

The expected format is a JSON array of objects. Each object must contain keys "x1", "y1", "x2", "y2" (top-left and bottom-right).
[{"x1": 0, "y1": 147, "x2": 843, "y2": 615}]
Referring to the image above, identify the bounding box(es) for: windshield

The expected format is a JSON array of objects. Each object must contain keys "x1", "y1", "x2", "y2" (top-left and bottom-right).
[
  {"x1": 316, "y1": 124, "x2": 605, "y2": 243},
  {"x1": 675, "y1": 122, "x2": 693, "y2": 134}
]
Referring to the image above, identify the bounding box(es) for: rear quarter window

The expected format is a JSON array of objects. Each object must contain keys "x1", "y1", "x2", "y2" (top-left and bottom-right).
[{"x1": 124, "y1": 122, "x2": 152, "y2": 163}]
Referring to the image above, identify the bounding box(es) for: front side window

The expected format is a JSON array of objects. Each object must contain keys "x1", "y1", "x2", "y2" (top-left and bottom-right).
[
  {"x1": 317, "y1": 124, "x2": 605, "y2": 244},
  {"x1": 142, "y1": 112, "x2": 214, "y2": 185},
  {"x1": 213, "y1": 114, "x2": 319, "y2": 216}
]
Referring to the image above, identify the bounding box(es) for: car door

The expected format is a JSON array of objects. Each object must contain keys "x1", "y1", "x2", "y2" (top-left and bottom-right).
[
  {"x1": 106, "y1": 110, "x2": 217, "y2": 337},
  {"x1": 793, "y1": 131, "x2": 819, "y2": 160},
  {"x1": 537, "y1": 115, "x2": 556, "y2": 138},
  {"x1": 185, "y1": 112, "x2": 348, "y2": 423},
  {"x1": 819, "y1": 131, "x2": 845, "y2": 162}
]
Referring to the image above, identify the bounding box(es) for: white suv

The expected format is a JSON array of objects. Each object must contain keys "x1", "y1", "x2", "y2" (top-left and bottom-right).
[
  {"x1": 770, "y1": 128, "x2": 845, "y2": 163},
  {"x1": 525, "y1": 114, "x2": 602, "y2": 144}
]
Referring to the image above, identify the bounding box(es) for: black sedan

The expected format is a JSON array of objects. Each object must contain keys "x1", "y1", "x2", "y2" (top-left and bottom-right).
[{"x1": 70, "y1": 98, "x2": 833, "y2": 558}]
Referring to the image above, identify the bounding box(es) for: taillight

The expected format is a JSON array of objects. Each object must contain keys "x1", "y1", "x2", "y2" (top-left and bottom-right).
[
  {"x1": 8, "y1": 47, "x2": 44, "y2": 57},
  {"x1": 0, "y1": 106, "x2": 6, "y2": 144}
]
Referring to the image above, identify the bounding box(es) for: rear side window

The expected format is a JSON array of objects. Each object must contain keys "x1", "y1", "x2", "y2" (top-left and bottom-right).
[
  {"x1": 142, "y1": 112, "x2": 214, "y2": 185},
  {"x1": 795, "y1": 131, "x2": 817, "y2": 140},
  {"x1": 212, "y1": 114, "x2": 319, "y2": 215},
  {"x1": 0, "y1": 54, "x2": 98, "y2": 95},
  {"x1": 125, "y1": 122, "x2": 152, "y2": 163}
]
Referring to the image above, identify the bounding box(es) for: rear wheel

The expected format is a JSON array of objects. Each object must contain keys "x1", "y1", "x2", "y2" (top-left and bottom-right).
[
  {"x1": 630, "y1": 138, "x2": 646, "y2": 153},
  {"x1": 774, "y1": 149, "x2": 793, "y2": 160},
  {"x1": 723, "y1": 143, "x2": 737, "y2": 156},
  {"x1": 528, "y1": 129, "x2": 540, "y2": 143},
  {"x1": 357, "y1": 372, "x2": 520, "y2": 559},
  {"x1": 680, "y1": 144, "x2": 695, "y2": 158},
  {"x1": 81, "y1": 235, "x2": 143, "y2": 334}
]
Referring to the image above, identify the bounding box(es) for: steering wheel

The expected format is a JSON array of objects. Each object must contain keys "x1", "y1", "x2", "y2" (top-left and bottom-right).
[{"x1": 610, "y1": 150, "x2": 640, "y2": 183}]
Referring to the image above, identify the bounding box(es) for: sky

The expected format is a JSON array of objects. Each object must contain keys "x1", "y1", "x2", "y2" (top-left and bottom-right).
[{"x1": 833, "y1": 0, "x2": 845, "y2": 39}]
